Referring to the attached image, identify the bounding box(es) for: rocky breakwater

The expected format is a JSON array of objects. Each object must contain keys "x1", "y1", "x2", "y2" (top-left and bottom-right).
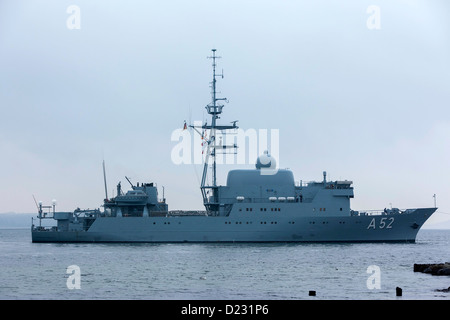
[{"x1": 414, "y1": 262, "x2": 450, "y2": 276}]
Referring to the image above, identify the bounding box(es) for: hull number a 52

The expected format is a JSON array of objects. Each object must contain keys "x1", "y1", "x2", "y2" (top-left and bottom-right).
[{"x1": 367, "y1": 217, "x2": 394, "y2": 229}]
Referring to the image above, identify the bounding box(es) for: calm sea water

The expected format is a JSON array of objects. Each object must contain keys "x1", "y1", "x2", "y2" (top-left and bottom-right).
[{"x1": 0, "y1": 228, "x2": 449, "y2": 300}]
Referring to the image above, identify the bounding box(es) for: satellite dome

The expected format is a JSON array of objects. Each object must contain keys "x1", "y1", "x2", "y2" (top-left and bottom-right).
[{"x1": 255, "y1": 150, "x2": 276, "y2": 169}]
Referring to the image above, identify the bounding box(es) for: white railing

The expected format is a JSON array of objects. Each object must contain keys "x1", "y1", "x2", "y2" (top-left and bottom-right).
[{"x1": 352, "y1": 208, "x2": 415, "y2": 216}]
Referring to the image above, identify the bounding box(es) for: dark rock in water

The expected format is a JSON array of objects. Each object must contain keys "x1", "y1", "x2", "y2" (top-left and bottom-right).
[
  {"x1": 435, "y1": 287, "x2": 450, "y2": 293},
  {"x1": 414, "y1": 262, "x2": 450, "y2": 276},
  {"x1": 437, "y1": 268, "x2": 450, "y2": 276}
]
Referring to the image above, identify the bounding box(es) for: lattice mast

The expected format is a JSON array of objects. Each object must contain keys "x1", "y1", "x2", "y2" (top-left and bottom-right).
[{"x1": 193, "y1": 49, "x2": 238, "y2": 215}]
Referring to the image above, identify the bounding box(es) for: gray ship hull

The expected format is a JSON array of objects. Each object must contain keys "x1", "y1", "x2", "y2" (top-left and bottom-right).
[{"x1": 32, "y1": 207, "x2": 435, "y2": 243}]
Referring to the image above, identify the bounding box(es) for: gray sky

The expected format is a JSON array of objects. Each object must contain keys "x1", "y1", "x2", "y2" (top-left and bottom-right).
[{"x1": 0, "y1": 0, "x2": 449, "y2": 227}]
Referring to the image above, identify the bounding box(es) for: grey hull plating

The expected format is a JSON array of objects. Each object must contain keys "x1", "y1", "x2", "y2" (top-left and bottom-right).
[{"x1": 32, "y1": 207, "x2": 435, "y2": 243}]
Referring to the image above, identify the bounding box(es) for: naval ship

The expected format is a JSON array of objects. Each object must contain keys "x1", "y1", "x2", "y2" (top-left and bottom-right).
[{"x1": 31, "y1": 49, "x2": 436, "y2": 243}]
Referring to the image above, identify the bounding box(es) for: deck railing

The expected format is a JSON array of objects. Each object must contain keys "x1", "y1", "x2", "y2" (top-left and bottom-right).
[{"x1": 351, "y1": 208, "x2": 415, "y2": 216}]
